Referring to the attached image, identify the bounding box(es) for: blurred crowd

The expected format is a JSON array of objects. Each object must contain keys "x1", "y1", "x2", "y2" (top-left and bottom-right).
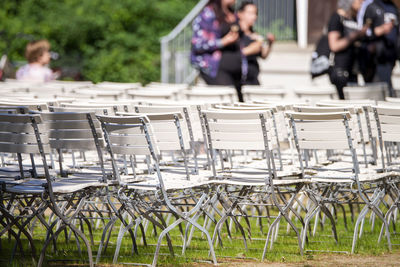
[
  {"x1": 327, "y1": 0, "x2": 399, "y2": 99},
  {"x1": 191, "y1": 0, "x2": 275, "y2": 102},
  {"x1": 191, "y1": 0, "x2": 400, "y2": 100}
]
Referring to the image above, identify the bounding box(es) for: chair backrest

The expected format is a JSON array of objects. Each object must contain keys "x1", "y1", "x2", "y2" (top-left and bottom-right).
[
  {"x1": 247, "y1": 103, "x2": 290, "y2": 141},
  {"x1": 373, "y1": 106, "x2": 400, "y2": 169},
  {"x1": 373, "y1": 106, "x2": 400, "y2": 142},
  {"x1": 0, "y1": 101, "x2": 48, "y2": 112},
  {"x1": 343, "y1": 84, "x2": 386, "y2": 100},
  {"x1": 183, "y1": 86, "x2": 237, "y2": 102},
  {"x1": 294, "y1": 87, "x2": 337, "y2": 103},
  {"x1": 202, "y1": 110, "x2": 275, "y2": 177},
  {"x1": 145, "y1": 112, "x2": 191, "y2": 152},
  {"x1": 292, "y1": 105, "x2": 363, "y2": 143},
  {"x1": 286, "y1": 111, "x2": 359, "y2": 178},
  {"x1": 241, "y1": 85, "x2": 286, "y2": 101},
  {"x1": 96, "y1": 81, "x2": 141, "y2": 90},
  {"x1": 287, "y1": 111, "x2": 356, "y2": 149},
  {"x1": 127, "y1": 89, "x2": 178, "y2": 101},
  {"x1": 0, "y1": 113, "x2": 51, "y2": 180},
  {"x1": 96, "y1": 115, "x2": 164, "y2": 184},
  {"x1": 78, "y1": 88, "x2": 124, "y2": 100},
  {"x1": 132, "y1": 105, "x2": 195, "y2": 148},
  {"x1": 51, "y1": 106, "x2": 114, "y2": 115},
  {"x1": 316, "y1": 99, "x2": 377, "y2": 107},
  {"x1": 41, "y1": 112, "x2": 104, "y2": 151},
  {"x1": 39, "y1": 112, "x2": 105, "y2": 177},
  {"x1": 210, "y1": 104, "x2": 282, "y2": 145},
  {"x1": 0, "y1": 106, "x2": 30, "y2": 114},
  {"x1": 61, "y1": 102, "x2": 130, "y2": 114},
  {"x1": 316, "y1": 100, "x2": 379, "y2": 139},
  {"x1": 385, "y1": 97, "x2": 400, "y2": 103},
  {"x1": 141, "y1": 101, "x2": 211, "y2": 142}
]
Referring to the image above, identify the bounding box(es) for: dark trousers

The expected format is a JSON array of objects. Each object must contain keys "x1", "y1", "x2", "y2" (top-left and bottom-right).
[
  {"x1": 375, "y1": 61, "x2": 396, "y2": 97},
  {"x1": 201, "y1": 70, "x2": 243, "y2": 102},
  {"x1": 329, "y1": 67, "x2": 357, "y2": 100}
]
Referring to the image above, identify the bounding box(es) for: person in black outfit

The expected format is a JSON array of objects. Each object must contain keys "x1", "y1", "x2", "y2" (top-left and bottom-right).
[
  {"x1": 209, "y1": 20, "x2": 244, "y2": 101},
  {"x1": 362, "y1": 0, "x2": 398, "y2": 96},
  {"x1": 237, "y1": 1, "x2": 275, "y2": 85},
  {"x1": 328, "y1": 0, "x2": 367, "y2": 99}
]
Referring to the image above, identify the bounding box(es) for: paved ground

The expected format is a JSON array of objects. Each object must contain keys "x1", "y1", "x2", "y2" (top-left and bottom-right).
[{"x1": 188, "y1": 251, "x2": 400, "y2": 267}]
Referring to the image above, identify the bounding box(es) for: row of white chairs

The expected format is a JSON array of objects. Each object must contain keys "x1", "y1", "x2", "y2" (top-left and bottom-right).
[
  {"x1": 0, "y1": 89, "x2": 400, "y2": 266},
  {"x1": 1, "y1": 79, "x2": 393, "y2": 103}
]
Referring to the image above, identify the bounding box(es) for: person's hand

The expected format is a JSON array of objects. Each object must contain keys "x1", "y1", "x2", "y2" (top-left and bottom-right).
[
  {"x1": 373, "y1": 21, "x2": 394, "y2": 37},
  {"x1": 251, "y1": 41, "x2": 263, "y2": 51},
  {"x1": 249, "y1": 33, "x2": 264, "y2": 41},
  {"x1": 348, "y1": 28, "x2": 367, "y2": 43},
  {"x1": 242, "y1": 40, "x2": 263, "y2": 56},
  {"x1": 266, "y1": 33, "x2": 275, "y2": 45},
  {"x1": 382, "y1": 21, "x2": 394, "y2": 34},
  {"x1": 221, "y1": 30, "x2": 239, "y2": 47},
  {"x1": 359, "y1": 24, "x2": 369, "y2": 36}
]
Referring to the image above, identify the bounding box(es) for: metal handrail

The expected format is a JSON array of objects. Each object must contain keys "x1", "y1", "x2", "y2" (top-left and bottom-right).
[
  {"x1": 160, "y1": 0, "x2": 209, "y2": 43},
  {"x1": 160, "y1": 0, "x2": 208, "y2": 83}
]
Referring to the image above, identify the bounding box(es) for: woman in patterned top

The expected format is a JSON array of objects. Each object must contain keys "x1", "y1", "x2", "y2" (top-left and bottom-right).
[
  {"x1": 191, "y1": 0, "x2": 247, "y2": 102},
  {"x1": 16, "y1": 39, "x2": 58, "y2": 82}
]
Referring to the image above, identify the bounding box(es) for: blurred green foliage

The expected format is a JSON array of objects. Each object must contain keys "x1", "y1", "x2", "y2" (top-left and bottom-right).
[{"x1": 0, "y1": 0, "x2": 197, "y2": 83}]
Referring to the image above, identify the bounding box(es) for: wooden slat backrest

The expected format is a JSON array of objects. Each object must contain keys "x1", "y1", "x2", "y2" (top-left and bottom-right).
[
  {"x1": 209, "y1": 105, "x2": 281, "y2": 144},
  {"x1": 343, "y1": 85, "x2": 385, "y2": 100},
  {"x1": 203, "y1": 110, "x2": 273, "y2": 150},
  {"x1": 96, "y1": 115, "x2": 156, "y2": 156},
  {"x1": 385, "y1": 97, "x2": 400, "y2": 103},
  {"x1": 0, "y1": 102, "x2": 48, "y2": 111},
  {"x1": 374, "y1": 106, "x2": 400, "y2": 142},
  {"x1": 41, "y1": 112, "x2": 104, "y2": 150},
  {"x1": 127, "y1": 89, "x2": 176, "y2": 101},
  {"x1": 183, "y1": 87, "x2": 237, "y2": 102},
  {"x1": 286, "y1": 112, "x2": 355, "y2": 150},
  {"x1": 0, "y1": 105, "x2": 30, "y2": 114},
  {"x1": 292, "y1": 106, "x2": 362, "y2": 143},
  {"x1": 121, "y1": 110, "x2": 192, "y2": 152},
  {"x1": 88, "y1": 101, "x2": 136, "y2": 113},
  {"x1": 241, "y1": 86, "x2": 286, "y2": 101},
  {"x1": 135, "y1": 105, "x2": 194, "y2": 144},
  {"x1": 61, "y1": 102, "x2": 127, "y2": 113},
  {"x1": 294, "y1": 88, "x2": 336, "y2": 103},
  {"x1": 51, "y1": 106, "x2": 113, "y2": 115},
  {"x1": 0, "y1": 114, "x2": 50, "y2": 154},
  {"x1": 317, "y1": 101, "x2": 378, "y2": 138},
  {"x1": 238, "y1": 103, "x2": 290, "y2": 141}
]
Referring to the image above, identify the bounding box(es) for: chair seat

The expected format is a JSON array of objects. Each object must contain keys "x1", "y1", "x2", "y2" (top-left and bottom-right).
[
  {"x1": 6, "y1": 178, "x2": 105, "y2": 194},
  {"x1": 124, "y1": 170, "x2": 215, "y2": 191},
  {"x1": 210, "y1": 166, "x2": 307, "y2": 186},
  {"x1": 210, "y1": 176, "x2": 309, "y2": 186},
  {"x1": 0, "y1": 177, "x2": 30, "y2": 185},
  {"x1": 310, "y1": 171, "x2": 400, "y2": 183}
]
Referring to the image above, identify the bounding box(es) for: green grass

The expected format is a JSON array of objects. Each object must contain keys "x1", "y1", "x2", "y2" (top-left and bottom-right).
[{"x1": 1, "y1": 202, "x2": 399, "y2": 266}]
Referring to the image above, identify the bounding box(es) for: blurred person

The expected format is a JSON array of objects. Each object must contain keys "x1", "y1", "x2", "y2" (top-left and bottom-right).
[
  {"x1": 328, "y1": 0, "x2": 367, "y2": 99},
  {"x1": 237, "y1": 1, "x2": 275, "y2": 85},
  {"x1": 361, "y1": 0, "x2": 398, "y2": 96},
  {"x1": 16, "y1": 39, "x2": 58, "y2": 82},
  {"x1": 357, "y1": 0, "x2": 374, "y2": 27},
  {"x1": 191, "y1": 0, "x2": 247, "y2": 101}
]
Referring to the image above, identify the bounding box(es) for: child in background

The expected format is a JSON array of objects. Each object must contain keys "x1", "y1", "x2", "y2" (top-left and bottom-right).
[{"x1": 16, "y1": 39, "x2": 58, "y2": 82}]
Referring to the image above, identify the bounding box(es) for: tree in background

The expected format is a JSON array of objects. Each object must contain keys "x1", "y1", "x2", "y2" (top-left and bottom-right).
[{"x1": 0, "y1": 0, "x2": 197, "y2": 83}]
